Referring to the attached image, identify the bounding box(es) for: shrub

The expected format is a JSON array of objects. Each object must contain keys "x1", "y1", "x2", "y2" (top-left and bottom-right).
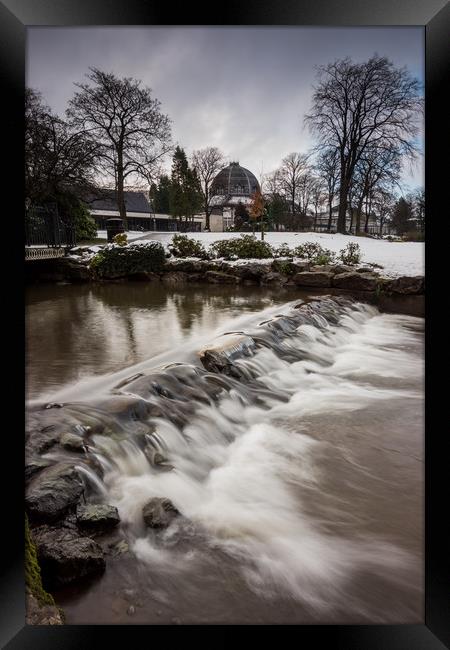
[
  {"x1": 314, "y1": 250, "x2": 337, "y2": 265},
  {"x1": 271, "y1": 259, "x2": 297, "y2": 275},
  {"x1": 293, "y1": 242, "x2": 325, "y2": 260},
  {"x1": 273, "y1": 242, "x2": 294, "y2": 258},
  {"x1": 339, "y1": 242, "x2": 361, "y2": 265},
  {"x1": 210, "y1": 234, "x2": 274, "y2": 259},
  {"x1": 168, "y1": 234, "x2": 209, "y2": 258},
  {"x1": 403, "y1": 231, "x2": 425, "y2": 242},
  {"x1": 90, "y1": 240, "x2": 166, "y2": 278},
  {"x1": 113, "y1": 232, "x2": 128, "y2": 246}
]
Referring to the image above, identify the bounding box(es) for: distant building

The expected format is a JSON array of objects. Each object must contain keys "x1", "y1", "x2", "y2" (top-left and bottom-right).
[
  {"x1": 206, "y1": 162, "x2": 260, "y2": 232},
  {"x1": 83, "y1": 189, "x2": 202, "y2": 232}
]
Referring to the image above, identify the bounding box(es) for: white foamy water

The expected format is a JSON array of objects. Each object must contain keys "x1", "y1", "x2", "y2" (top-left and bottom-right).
[{"x1": 81, "y1": 300, "x2": 423, "y2": 620}]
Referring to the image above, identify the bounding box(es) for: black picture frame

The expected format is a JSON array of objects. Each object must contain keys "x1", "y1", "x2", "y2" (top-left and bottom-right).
[{"x1": 3, "y1": 0, "x2": 448, "y2": 647}]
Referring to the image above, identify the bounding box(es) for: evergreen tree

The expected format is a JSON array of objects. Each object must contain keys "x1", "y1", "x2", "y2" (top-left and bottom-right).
[
  {"x1": 169, "y1": 147, "x2": 202, "y2": 230},
  {"x1": 150, "y1": 175, "x2": 171, "y2": 213},
  {"x1": 391, "y1": 197, "x2": 414, "y2": 236}
]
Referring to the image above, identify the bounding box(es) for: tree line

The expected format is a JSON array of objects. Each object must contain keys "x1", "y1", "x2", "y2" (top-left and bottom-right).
[{"x1": 26, "y1": 54, "x2": 424, "y2": 238}]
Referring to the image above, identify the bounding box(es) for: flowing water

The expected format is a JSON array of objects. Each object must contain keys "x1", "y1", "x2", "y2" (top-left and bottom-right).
[{"x1": 25, "y1": 282, "x2": 424, "y2": 624}]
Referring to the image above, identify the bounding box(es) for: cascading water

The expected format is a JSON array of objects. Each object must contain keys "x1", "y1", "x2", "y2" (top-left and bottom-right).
[{"x1": 27, "y1": 295, "x2": 424, "y2": 624}]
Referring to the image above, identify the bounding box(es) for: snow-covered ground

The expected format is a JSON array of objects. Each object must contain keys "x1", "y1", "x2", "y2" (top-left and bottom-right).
[
  {"x1": 128, "y1": 231, "x2": 424, "y2": 278},
  {"x1": 95, "y1": 230, "x2": 146, "y2": 242}
]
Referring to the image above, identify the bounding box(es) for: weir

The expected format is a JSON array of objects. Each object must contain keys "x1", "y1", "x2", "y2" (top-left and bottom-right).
[{"x1": 25, "y1": 294, "x2": 424, "y2": 624}]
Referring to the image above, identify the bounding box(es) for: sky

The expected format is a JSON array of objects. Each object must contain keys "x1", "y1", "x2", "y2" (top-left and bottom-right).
[{"x1": 27, "y1": 26, "x2": 424, "y2": 191}]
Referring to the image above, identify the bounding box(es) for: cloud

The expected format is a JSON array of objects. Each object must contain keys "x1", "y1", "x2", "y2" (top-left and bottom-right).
[{"x1": 27, "y1": 26, "x2": 424, "y2": 188}]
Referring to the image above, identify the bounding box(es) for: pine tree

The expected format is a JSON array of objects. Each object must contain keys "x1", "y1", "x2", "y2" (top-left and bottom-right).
[
  {"x1": 169, "y1": 147, "x2": 202, "y2": 230},
  {"x1": 391, "y1": 197, "x2": 413, "y2": 236}
]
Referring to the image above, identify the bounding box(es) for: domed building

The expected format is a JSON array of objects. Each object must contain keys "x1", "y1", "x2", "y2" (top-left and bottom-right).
[{"x1": 208, "y1": 162, "x2": 260, "y2": 231}]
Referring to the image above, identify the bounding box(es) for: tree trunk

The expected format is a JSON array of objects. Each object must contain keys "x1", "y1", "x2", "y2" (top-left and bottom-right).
[
  {"x1": 116, "y1": 150, "x2": 128, "y2": 230},
  {"x1": 337, "y1": 182, "x2": 348, "y2": 234},
  {"x1": 327, "y1": 198, "x2": 333, "y2": 232},
  {"x1": 355, "y1": 195, "x2": 364, "y2": 235}
]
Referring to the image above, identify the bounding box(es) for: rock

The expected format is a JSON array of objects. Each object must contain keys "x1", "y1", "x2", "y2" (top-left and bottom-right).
[
  {"x1": 332, "y1": 272, "x2": 378, "y2": 291},
  {"x1": 111, "y1": 540, "x2": 129, "y2": 556},
  {"x1": 292, "y1": 271, "x2": 333, "y2": 287},
  {"x1": 33, "y1": 526, "x2": 105, "y2": 587},
  {"x1": 26, "y1": 592, "x2": 64, "y2": 625},
  {"x1": 204, "y1": 270, "x2": 239, "y2": 284},
  {"x1": 230, "y1": 263, "x2": 268, "y2": 282},
  {"x1": 329, "y1": 265, "x2": 355, "y2": 275},
  {"x1": 60, "y1": 432, "x2": 86, "y2": 453},
  {"x1": 198, "y1": 333, "x2": 256, "y2": 377},
  {"x1": 26, "y1": 463, "x2": 84, "y2": 523},
  {"x1": 161, "y1": 271, "x2": 188, "y2": 284},
  {"x1": 57, "y1": 259, "x2": 91, "y2": 282},
  {"x1": 128, "y1": 271, "x2": 160, "y2": 281},
  {"x1": 383, "y1": 275, "x2": 424, "y2": 295},
  {"x1": 356, "y1": 266, "x2": 378, "y2": 274},
  {"x1": 260, "y1": 272, "x2": 288, "y2": 285},
  {"x1": 309, "y1": 264, "x2": 336, "y2": 274},
  {"x1": 142, "y1": 497, "x2": 180, "y2": 529},
  {"x1": 25, "y1": 458, "x2": 52, "y2": 483},
  {"x1": 76, "y1": 504, "x2": 120, "y2": 533},
  {"x1": 127, "y1": 605, "x2": 136, "y2": 616}
]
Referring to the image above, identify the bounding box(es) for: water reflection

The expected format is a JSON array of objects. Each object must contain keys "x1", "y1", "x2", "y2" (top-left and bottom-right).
[{"x1": 26, "y1": 282, "x2": 292, "y2": 401}]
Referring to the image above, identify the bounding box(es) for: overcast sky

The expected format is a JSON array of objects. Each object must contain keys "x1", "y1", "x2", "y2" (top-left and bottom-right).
[{"x1": 27, "y1": 26, "x2": 424, "y2": 190}]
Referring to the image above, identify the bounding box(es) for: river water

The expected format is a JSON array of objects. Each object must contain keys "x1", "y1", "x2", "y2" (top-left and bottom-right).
[{"x1": 25, "y1": 282, "x2": 424, "y2": 624}]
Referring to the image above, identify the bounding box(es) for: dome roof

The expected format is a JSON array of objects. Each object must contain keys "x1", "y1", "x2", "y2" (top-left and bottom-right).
[{"x1": 211, "y1": 162, "x2": 260, "y2": 199}]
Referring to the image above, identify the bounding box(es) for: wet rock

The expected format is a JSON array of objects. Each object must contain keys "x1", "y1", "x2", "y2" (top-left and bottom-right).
[
  {"x1": 204, "y1": 270, "x2": 240, "y2": 284},
  {"x1": 292, "y1": 271, "x2": 333, "y2": 287},
  {"x1": 60, "y1": 432, "x2": 86, "y2": 453},
  {"x1": 76, "y1": 504, "x2": 120, "y2": 533},
  {"x1": 142, "y1": 497, "x2": 180, "y2": 529},
  {"x1": 33, "y1": 525, "x2": 105, "y2": 587},
  {"x1": 56, "y1": 258, "x2": 92, "y2": 282},
  {"x1": 383, "y1": 275, "x2": 424, "y2": 295},
  {"x1": 161, "y1": 271, "x2": 188, "y2": 284},
  {"x1": 111, "y1": 539, "x2": 129, "y2": 556},
  {"x1": 26, "y1": 592, "x2": 64, "y2": 625},
  {"x1": 25, "y1": 458, "x2": 52, "y2": 483},
  {"x1": 356, "y1": 266, "x2": 378, "y2": 274},
  {"x1": 26, "y1": 463, "x2": 84, "y2": 523},
  {"x1": 198, "y1": 333, "x2": 255, "y2": 377},
  {"x1": 260, "y1": 271, "x2": 288, "y2": 285},
  {"x1": 128, "y1": 271, "x2": 160, "y2": 281},
  {"x1": 332, "y1": 272, "x2": 378, "y2": 291}
]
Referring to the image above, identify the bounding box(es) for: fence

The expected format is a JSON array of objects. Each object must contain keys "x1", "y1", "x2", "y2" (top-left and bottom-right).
[{"x1": 25, "y1": 204, "x2": 76, "y2": 248}]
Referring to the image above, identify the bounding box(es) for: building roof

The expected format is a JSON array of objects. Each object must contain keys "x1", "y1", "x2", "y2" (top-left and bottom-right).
[
  {"x1": 211, "y1": 162, "x2": 260, "y2": 200},
  {"x1": 83, "y1": 189, "x2": 151, "y2": 214}
]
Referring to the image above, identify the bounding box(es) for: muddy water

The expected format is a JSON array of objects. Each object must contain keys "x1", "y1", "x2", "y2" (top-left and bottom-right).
[{"x1": 25, "y1": 284, "x2": 424, "y2": 624}]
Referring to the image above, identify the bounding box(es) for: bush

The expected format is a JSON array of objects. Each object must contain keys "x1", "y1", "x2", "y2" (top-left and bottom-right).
[
  {"x1": 90, "y1": 240, "x2": 166, "y2": 278},
  {"x1": 339, "y1": 242, "x2": 361, "y2": 265},
  {"x1": 273, "y1": 242, "x2": 294, "y2": 258},
  {"x1": 113, "y1": 232, "x2": 128, "y2": 246},
  {"x1": 314, "y1": 250, "x2": 337, "y2": 265},
  {"x1": 271, "y1": 259, "x2": 297, "y2": 275},
  {"x1": 168, "y1": 234, "x2": 209, "y2": 258},
  {"x1": 293, "y1": 242, "x2": 326, "y2": 260},
  {"x1": 210, "y1": 234, "x2": 274, "y2": 259}
]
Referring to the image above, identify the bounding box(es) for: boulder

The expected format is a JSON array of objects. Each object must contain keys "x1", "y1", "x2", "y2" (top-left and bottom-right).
[
  {"x1": 25, "y1": 458, "x2": 52, "y2": 483},
  {"x1": 329, "y1": 265, "x2": 355, "y2": 275},
  {"x1": 198, "y1": 334, "x2": 255, "y2": 377},
  {"x1": 292, "y1": 271, "x2": 333, "y2": 287},
  {"x1": 142, "y1": 497, "x2": 180, "y2": 529},
  {"x1": 161, "y1": 272, "x2": 188, "y2": 284},
  {"x1": 60, "y1": 432, "x2": 86, "y2": 453},
  {"x1": 260, "y1": 272, "x2": 288, "y2": 285},
  {"x1": 204, "y1": 270, "x2": 240, "y2": 284},
  {"x1": 76, "y1": 504, "x2": 120, "y2": 533},
  {"x1": 26, "y1": 463, "x2": 84, "y2": 523},
  {"x1": 33, "y1": 526, "x2": 105, "y2": 587},
  {"x1": 332, "y1": 272, "x2": 378, "y2": 291},
  {"x1": 383, "y1": 276, "x2": 424, "y2": 295}
]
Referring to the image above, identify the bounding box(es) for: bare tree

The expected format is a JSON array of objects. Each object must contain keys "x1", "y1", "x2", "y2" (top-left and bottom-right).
[
  {"x1": 276, "y1": 153, "x2": 309, "y2": 229},
  {"x1": 316, "y1": 147, "x2": 340, "y2": 232},
  {"x1": 305, "y1": 55, "x2": 423, "y2": 233},
  {"x1": 191, "y1": 147, "x2": 225, "y2": 231},
  {"x1": 67, "y1": 68, "x2": 172, "y2": 228},
  {"x1": 351, "y1": 144, "x2": 401, "y2": 234},
  {"x1": 310, "y1": 177, "x2": 326, "y2": 231},
  {"x1": 25, "y1": 88, "x2": 98, "y2": 204}
]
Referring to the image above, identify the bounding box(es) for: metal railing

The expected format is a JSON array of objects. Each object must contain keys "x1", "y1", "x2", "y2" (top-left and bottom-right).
[{"x1": 25, "y1": 203, "x2": 76, "y2": 249}]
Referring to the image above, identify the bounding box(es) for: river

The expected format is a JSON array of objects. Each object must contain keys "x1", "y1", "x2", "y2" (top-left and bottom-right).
[{"x1": 25, "y1": 282, "x2": 424, "y2": 624}]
